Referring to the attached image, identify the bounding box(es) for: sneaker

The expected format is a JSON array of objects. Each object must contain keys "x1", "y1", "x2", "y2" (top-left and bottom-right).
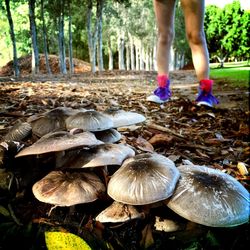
[
  {"x1": 147, "y1": 77, "x2": 171, "y2": 104},
  {"x1": 147, "y1": 87, "x2": 171, "y2": 103},
  {"x1": 196, "y1": 79, "x2": 219, "y2": 107}
]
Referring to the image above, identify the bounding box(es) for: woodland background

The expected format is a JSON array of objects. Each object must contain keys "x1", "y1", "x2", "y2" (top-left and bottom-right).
[{"x1": 0, "y1": 0, "x2": 249, "y2": 76}]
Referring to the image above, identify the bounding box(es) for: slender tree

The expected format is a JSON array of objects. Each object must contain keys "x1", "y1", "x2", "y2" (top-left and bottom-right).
[
  {"x1": 41, "y1": 0, "x2": 51, "y2": 74},
  {"x1": 68, "y1": 0, "x2": 74, "y2": 75},
  {"x1": 28, "y1": 0, "x2": 39, "y2": 75},
  {"x1": 4, "y1": 0, "x2": 19, "y2": 77}
]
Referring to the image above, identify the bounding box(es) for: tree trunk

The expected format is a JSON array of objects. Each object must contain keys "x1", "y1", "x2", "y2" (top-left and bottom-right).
[
  {"x1": 58, "y1": 0, "x2": 67, "y2": 74},
  {"x1": 86, "y1": 0, "x2": 99, "y2": 73},
  {"x1": 139, "y1": 42, "x2": 144, "y2": 70},
  {"x1": 97, "y1": 0, "x2": 104, "y2": 71},
  {"x1": 4, "y1": 0, "x2": 19, "y2": 77},
  {"x1": 135, "y1": 43, "x2": 139, "y2": 70},
  {"x1": 108, "y1": 39, "x2": 113, "y2": 70},
  {"x1": 68, "y1": 0, "x2": 74, "y2": 75},
  {"x1": 41, "y1": 0, "x2": 51, "y2": 75},
  {"x1": 29, "y1": 0, "x2": 39, "y2": 75},
  {"x1": 129, "y1": 33, "x2": 135, "y2": 70},
  {"x1": 126, "y1": 43, "x2": 130, "y2": 70},
  {"x1": 118, "y1": 32, "x2": 125, "y2": 70}
]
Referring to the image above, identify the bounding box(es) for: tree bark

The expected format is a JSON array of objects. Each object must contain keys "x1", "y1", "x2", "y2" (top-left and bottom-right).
[
  {"x1": 68, "y1": 0, "x2": 74, "y2": 75},
  {"x1": 41, "y1": 0, "x2": 51, "y2": 75},
  {"x1": 28, "y1": 0, "x2": 39, "y2": 75},
  {"x1": 58, "y1": 0, "x2": 67, "y2": 74},
  {"x1": 4, "y1": 0, "x2": 19, "y2": 77},
  {"x1": 97, "y1": 0, "x2": 104, "y2": 71}
]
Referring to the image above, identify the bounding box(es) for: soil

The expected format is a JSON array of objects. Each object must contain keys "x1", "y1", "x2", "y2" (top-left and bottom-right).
[{"x1": 0, "y1": 56, "x2": 249, "y2": 250}]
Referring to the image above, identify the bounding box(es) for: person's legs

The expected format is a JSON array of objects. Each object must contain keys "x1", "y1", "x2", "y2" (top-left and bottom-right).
[
  {"x1": 147, "y1": 0, "x2": 176, "y2": 103},
  {"x1": 181, "y1": 0, "x2": 219, "y2": 106}
]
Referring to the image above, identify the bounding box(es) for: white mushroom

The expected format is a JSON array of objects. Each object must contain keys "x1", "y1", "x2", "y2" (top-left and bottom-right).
[
  {"x1": 165, "y1": 164, "x2": 250, "y2": 227},
  {"x1": 95, "y1": 201, "x2": 144, "y2": 223},
  {"x1": 107, "y1": 153, "x2": 180, "y2": 205},
  {"x1": 103, "y1": 109, "x2": 146, "y2": 128},
  {"x1": 15, "y1": 131, "x2": 103, "y2": 157},
  {"x1": 32, "y1": 170, "x2": 106, "y2": 206},
  {"x1": 65, "y1": 110, "x2": 114, "y2": 132}
]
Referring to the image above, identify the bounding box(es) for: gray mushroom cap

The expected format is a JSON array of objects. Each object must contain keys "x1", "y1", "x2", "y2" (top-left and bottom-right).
[
  {"x1": 166, "y1": 164, "x2": 250, "y2": 227},
  {"x1": 65, "y1": 110, "x2": 114, "y2": 132},
  {"x1": 94, "y1": 128, "x2": 122, "y2": 143},
  {"x1": 95, "y1": 201, "x2": 144, "y2": 223},
  {"x1": 107, "y1": 153, "x2": 180, "y2": 205},
  {"x1": 3, "y1": 122, "x2": 32, "y2": 142},
  {"x1": 103, "y1": 109, "x2": 146, "y2": 128},
  {"x1": 55, "y1": 143, "x2": 135, "y2": 169},
  {"x1": 15, "y1": 131, "x2": 103, "y2": 157},
  {"x1": 27, "y1": 107, "x2": 80, "y2": 137},
  {"x1": 32, "y1": 171, "x2": 106, "y2": 206}
]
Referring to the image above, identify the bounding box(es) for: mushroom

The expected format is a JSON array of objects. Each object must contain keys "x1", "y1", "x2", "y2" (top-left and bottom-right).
[
  {"x1": 107, "y1": 153, "x2": 180, "y2": 205},
  {"x1": 27, "y1": 107, "x2": 79, "y2": 137},
  {"x1": 94, "y1": 128, "x2": 122, "y2": 143},
  {"x1": 3, "y1": 122, "x2": 32, "y2": 142},
  {"x1": 15, "y1": 131, "x2": 103, "y2": 157},
  {"x1": 55, "y1": 143, "x2": 135, "y2": 169},
  {"x1": 103, "y1": 109, "x2": 146, "y2": 128},
  {"x1": 65, "y1": 110, "x2": 114, "y2": 131},
  {"x1": 95, "y1": 201, "x2": 144, "y2": 223},
  {"x1": 32, "y1": 170, "x2": 106, "y2": 206},
  {"x1": 165, "y1": 164, "x2": 250, "y2": 227}
]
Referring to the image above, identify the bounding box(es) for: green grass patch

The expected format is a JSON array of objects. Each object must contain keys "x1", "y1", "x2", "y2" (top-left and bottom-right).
[{"x1": 209, "y1": 61, "x2": 249, "y2": 88}]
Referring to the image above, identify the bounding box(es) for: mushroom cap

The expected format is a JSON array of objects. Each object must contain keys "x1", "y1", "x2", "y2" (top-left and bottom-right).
[
  {"x1": 107, "y1": 153, "x2": 180, "y2": 205},
  {"x1": 55, "y1": 143, "x2": 135, "y2": 169},
  {"x1": 166, "y1": 165, "x2": 250, "y2": 227},
  {"x1": 94, "y1": 128, "x2": 122, "y2": 143},
  {"x1": 3, "y1": 122, "x2": 32, "y2": 142},
  {"x1": 32, "y1": 170, "x2": 106, "y2": 206},
  {"x1": 15, "y1": 131, "x2": 103, "y2": 157},
  {"x1": 65, "y1": 110, "x2": 114, "y2": 132},
  {"x1": 28, "y1": 107, "x2": 79, "y2": 137},
  {"x1": 95, "y1": 201, "x2": 144, "y2": 223},
  {"x1": 103, "y1": 109, "x2": 146, "y2": 128}
]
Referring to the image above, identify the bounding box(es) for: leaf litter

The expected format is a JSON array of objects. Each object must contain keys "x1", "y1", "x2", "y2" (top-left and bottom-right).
[{"x1": 0, "y1": 70, "x2": 249, "y2": 249}]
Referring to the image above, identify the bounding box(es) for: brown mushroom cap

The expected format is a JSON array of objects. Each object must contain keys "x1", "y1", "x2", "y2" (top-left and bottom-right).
[
  {"x1": 55, "y1": 143, "x2": 135, "y2": 169},
  {"x1": 103, "y1": 109, "x2": 146, "y2": 128},
  {"x1": 94, "y1": 128, "x2": 122, "y2": 143},
  {"x1": 65, "y1": 110, "x2": 114, "y2": 132},
  {"x1": 166, "y1": 165, "x2": 250, "y2": 227},
  {"x1": 28, "y1": 107, "x2": 80, "y2": 137},
  {"x1": 107, "y1": 153, "x2": 180, "y2": 205},
  {"x1": 32, "y1": 170, "x2": 106, "y2": 206},
  {"x1": 15, "y1": 131, "x2": 103, "y2": 157},
  {"x1": 95, "y1": 201, "x2": 144, "y2": 223}
]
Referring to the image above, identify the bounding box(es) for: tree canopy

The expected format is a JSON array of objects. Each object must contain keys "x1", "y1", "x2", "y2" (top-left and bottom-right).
[{"x1": 0, "y1": 0, "x2": 249, "y2": 73}]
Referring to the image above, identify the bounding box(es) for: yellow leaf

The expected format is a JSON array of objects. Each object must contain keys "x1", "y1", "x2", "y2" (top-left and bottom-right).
[{"x1": 45, "y1": 231, "x2": 92, "y2": 250}]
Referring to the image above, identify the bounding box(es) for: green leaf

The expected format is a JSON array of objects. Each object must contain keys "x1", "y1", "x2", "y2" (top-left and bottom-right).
[
  {"x1": 0, "y1": 205, "x2": 10, "y2": 217},
  {"x1": 45, "y1": 231, "x2": 92, "y2": 250}
]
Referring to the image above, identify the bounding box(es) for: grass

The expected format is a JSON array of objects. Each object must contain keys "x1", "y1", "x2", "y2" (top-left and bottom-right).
[{"x1": 209, "y1": 61, "x2": 250, "y2": 88}]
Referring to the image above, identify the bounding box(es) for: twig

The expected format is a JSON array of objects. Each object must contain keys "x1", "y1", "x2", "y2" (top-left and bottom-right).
[{"x1": 146, "y1": 122, "x2": 186, "y2": 140}]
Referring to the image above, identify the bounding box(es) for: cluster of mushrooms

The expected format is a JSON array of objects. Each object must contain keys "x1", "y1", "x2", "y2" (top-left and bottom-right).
[{"x1": 1, "y1": 107, "x2": 249, "y2": 229}]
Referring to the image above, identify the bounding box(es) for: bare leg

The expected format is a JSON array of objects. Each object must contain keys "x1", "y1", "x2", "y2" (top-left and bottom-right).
[
  {"x1": 181, "y1": 0, "x2": 209, "y2": 81},
  {"x1": 153, "y1": 0, "x2": 177, "y2": 76}
]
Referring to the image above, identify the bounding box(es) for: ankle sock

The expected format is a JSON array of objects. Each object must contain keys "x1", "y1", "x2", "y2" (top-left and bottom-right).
[
  {"x1": 199, "y1": 79, "x2": 213, "y2": 93},
  {"x1": 157, "y1": 75, "x2": 170, "y2": 88}
]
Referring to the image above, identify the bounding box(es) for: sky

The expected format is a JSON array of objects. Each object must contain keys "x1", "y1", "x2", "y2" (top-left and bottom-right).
[{"x1": 205, "y1": 0, "x2": 250, "y2": 10}]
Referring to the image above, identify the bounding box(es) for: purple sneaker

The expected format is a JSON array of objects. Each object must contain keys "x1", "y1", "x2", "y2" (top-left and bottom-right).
[
  {"x1": 147, "y1": 78, "x2": 171, "y2": 104},
  {"x1": 196, "y1": 79, "x2": 219, "y2": 107}
]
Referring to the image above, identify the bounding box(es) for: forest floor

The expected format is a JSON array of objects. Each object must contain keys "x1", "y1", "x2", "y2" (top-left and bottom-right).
[{"x1": 0, "y1": 58, "x2": 249, "y2": 249}]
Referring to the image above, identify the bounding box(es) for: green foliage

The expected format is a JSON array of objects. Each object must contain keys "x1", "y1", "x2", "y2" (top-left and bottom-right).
[
  {"x1": 205, "y1": 0, "x2": 250, "y2": 62},
  {"x1": 45, "y1": 231, "x2": 92, "y2": 250}
]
